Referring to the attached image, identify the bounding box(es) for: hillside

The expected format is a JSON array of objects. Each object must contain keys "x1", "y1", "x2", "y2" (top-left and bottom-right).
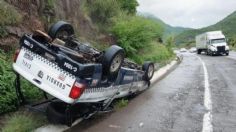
[
  {"x1": 143, "y1": 14, "x2": 191, "y2": 41},
  {"x1": 0, "y1": 0, "x2": 175, "y2": 116},
  {"x1": 164, "y1": 25, "x2": 191, "y2": 40},
  {"x1": 175, "y1": 11, "x2": 236, "y2": 45},
  {"x1": 0, "y1": 0, "x2": 101, "y2": 51}
]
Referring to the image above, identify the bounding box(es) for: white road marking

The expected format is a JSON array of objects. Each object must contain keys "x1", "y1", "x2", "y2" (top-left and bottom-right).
[{"x1": 197, "y1": 56, "x2": 213, "y2": 132}]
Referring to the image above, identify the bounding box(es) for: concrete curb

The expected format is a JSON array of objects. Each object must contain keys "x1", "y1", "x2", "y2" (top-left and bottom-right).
[
  {"x1": 35, "y1": 119, "x2": 82, "y2": 132},
  {"x1": 150, "y1": 55, "x2": 182, "y2": 86},
  {"x1": 35, "y1": 56, "x2": 182, "y2": 132}
]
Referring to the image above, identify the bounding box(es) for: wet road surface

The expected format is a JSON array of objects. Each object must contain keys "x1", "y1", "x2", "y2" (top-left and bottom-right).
[{"x1": 66, "y1": 52, "x2": 236, "y2": 132}]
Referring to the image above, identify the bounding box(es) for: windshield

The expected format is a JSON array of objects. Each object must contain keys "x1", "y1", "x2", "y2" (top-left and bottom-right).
[{"x1": 211, "y1": 38, "x2": 226, "y2": 44}]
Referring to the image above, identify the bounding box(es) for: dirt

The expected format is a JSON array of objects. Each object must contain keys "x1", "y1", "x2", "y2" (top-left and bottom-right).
[
  {"x1": 0, "y1": 0, "x2": 109, "y2": 52},
  {"x1": 0, "y1": 0, "x2": 45, "y2": 50}
]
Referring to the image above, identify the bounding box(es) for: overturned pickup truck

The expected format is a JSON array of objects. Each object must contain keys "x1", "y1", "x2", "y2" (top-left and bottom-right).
[{"x1": 13, "y1": 21, "x2": 155, "y2": 126}]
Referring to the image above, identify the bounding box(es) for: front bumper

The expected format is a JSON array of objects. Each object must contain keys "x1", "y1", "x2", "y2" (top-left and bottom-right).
[{"x1": 212, "y1": 50, "x2": 229, "y2": 55}]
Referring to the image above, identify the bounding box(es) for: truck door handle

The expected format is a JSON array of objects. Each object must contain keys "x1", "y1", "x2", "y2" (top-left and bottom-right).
[{"x1": 33, "y1": 78, "x2": 41, "y2": 85}]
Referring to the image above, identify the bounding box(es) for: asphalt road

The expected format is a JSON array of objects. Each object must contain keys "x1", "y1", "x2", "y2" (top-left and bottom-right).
[{"x1": 66, "y1": 52, "x2": 236, "y2": 132}]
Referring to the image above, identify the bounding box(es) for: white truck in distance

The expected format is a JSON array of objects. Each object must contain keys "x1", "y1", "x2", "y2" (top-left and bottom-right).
[{"x1": 196, "y1": 31, "x2": 229, "y2": 56}]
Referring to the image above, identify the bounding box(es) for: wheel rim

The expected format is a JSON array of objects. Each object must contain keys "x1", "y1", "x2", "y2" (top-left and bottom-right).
[
  {"x1": 148, "y1": 65, "x2": 154, "y2": 78},
  {"x1": 56, "y1": 30, "x2": 69, "y2": 40},
  {"x1": 110, "y1": 54, "x2": 122, "y2": 73}
]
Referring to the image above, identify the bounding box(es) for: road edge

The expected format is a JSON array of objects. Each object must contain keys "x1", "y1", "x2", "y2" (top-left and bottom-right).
[
  {"x1": 150, "y1": 54, "x2": 182, "y2": 86},
  {"x1": 35, "y1": 55, "x2": 183, "y2": 132}
]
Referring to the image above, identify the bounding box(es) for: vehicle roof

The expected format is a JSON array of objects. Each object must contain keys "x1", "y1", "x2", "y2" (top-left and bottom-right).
[
  {"x1": 206, "y1": 31, "x2": 222, "y2": 35},
  {"x1": 196, "y1": 31, "x2": 225, "y2": 39}
]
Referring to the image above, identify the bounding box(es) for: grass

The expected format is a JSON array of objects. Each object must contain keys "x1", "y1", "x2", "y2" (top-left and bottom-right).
[
  {"x1": 135, "y1": 41, "x2": 175, "y2": 65},
  {"x1": 114, "y1": 99, "x2": 129, "y2": 109},
  {"x1": 0, "y1": 50, "x2": 43, "y2": 114},
  {"x1": 1, "y1": 112, "x2": 47, "y2": 132},
  {"x1": 228, "y1": 37, "x2": 236, "y2": 51},
  {"x1": 229, "y1": 45, "x2": 236, "y2": 51}
]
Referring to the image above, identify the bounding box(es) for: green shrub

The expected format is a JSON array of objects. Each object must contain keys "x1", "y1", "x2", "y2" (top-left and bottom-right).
[
  {"x1": 0, "y1": 0, "x2": 22, "y2": 37},
  {"x1": 0, "y1": 51, "x2": 43, "y2": 114},
  {"x1": 45, "y1": 0, "x2": 55, "y2": 9},
  {"x1": 0, "y1": 57, "x2": 18, "y2": 113},
  {"x1": 111, "y1": 16, "x2": 164, "y2": 62},
  {"x1": 0, "y1": 26, "x2": 8, "y2": 38},
  {"x1": 114, "y1": 99, "x2": 129, "y2": 109},
  {"x1": 165, "y1": 36, "x2": 175, "y2": 54},
  {"x1": 177, "y1": 41, "x2": 195, "y2": 49},
  {"x1": 228, "y1": 36, "x2": 236, "y2": 50},
  {"x1": 0, "y1": 0, "x2": 22, "y2": 26},
  {"x1": 1, "y1": 112, "x2": 46, "y2": 132},
  {"x1": 117, "y1": 0, "x2": 139, "y2": 14},
  {"x1": 140, "y1": 41, "x2": 175, "y2": 65},
  {"x1": 86, "y1": 0, "x2": 121, "y2": 26}
]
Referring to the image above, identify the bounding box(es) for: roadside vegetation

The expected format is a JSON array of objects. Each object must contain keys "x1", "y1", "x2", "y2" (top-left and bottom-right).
[
  {"x1": 0, "y1": 50, "x2": 43, "y2": 114},
  {"x1": 111, "y1": 16, "x2": 164, "y2": 63},
  {"x1": 177, "y1": 41, "x2": 195, "y2": 49},
  {"x1": 1, "y1": 112, "x2": 47, "y2": 132},
  {"x1": 0, "y1": 0, "x2": 22, "y2": 37},
  {"x1": 114, "y1": 99, "x2": 129, "y2": 109},
  {"x1": 85, "y1": 0, "x2": 174, "y2": 64},
  {"x1": 228, "y1": 36, "x2": 236, "y2": 51},
  {"x1": 0, "y1": 0, "x2": 175, "y2": 130},
  {"x1": 0, "y1": 0, "x2": 175, "y2": 114}
]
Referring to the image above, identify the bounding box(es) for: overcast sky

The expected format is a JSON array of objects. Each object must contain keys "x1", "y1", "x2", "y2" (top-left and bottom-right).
[{"x1": 137, "y1": 0, "x2": 236, "y2": 29}]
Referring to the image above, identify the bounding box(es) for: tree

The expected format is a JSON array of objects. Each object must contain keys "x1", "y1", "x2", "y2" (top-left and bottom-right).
[
  {"x1": 112, "y1": 16, "x2": 164, "y2": 57},
  {"x1": 117, "y1": 0, "x2": 138, "y2": 14},
  {"x1": 86, "y1": 0, "x2": 121, "y2": 25}
]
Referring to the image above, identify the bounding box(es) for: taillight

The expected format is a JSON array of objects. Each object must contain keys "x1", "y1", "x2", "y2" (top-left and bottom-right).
[
  {"x1": 13, "y1": 49, "x2": 20, "y2": 63},
  {"x1": 69, "y1": 81, "x2": 86, "y2": 99}
]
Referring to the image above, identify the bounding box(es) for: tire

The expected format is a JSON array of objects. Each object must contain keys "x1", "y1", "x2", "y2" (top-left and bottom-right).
[
  {"x1": 208, "y1": 50, "x2": 212, "y2": 56},
  {"x1": 226, "y1": 52, "x2": 229, "y2": 56},
  {"x1": 46, "y1": 101, "x2": 69, "y2": 124},
  {"x1": 102, "y1": 45, "x2": 124, "y2": 78},
  {"x1": 142, "y1": 62, "x2": 155, "y2": 81},
  {"x1": 48, "y1": 21, "x2": 74, "y2": 40},
  {"x1": 197, "y1": 49, "x2": 201, "y2": 54}
]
